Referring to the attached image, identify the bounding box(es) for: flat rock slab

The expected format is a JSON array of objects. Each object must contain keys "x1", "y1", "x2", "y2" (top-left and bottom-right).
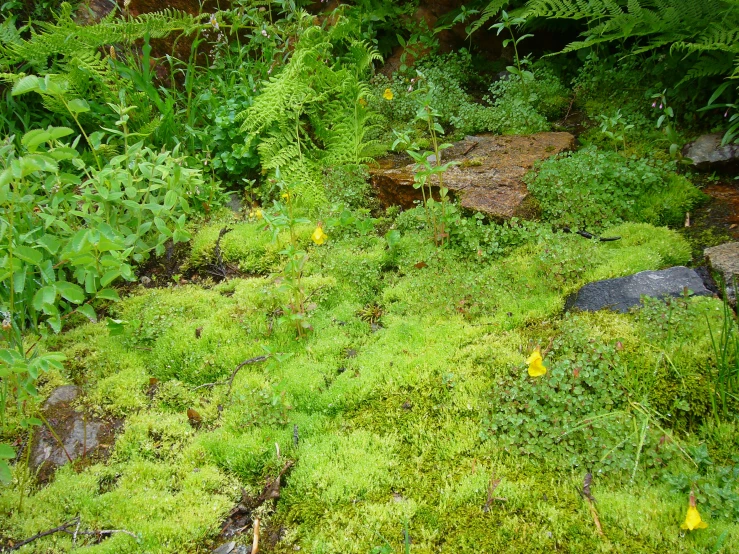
[
  {"x1": 370, "y1": 132, "x2": 575, "y2": 219},
  {"x1": 705, "y1": 241, "x2": 739, "y2": 303},
  {"x1": 566, "y1": 267, "x2": 712, "y2": 313},
  {"x1": 31, "y1": 386, "x2": 119, "y2": 482}
]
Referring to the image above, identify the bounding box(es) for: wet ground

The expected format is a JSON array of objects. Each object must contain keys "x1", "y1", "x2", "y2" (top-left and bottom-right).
[{"x1": 701, "y1": 181, "x2": 739, "y2": 240}]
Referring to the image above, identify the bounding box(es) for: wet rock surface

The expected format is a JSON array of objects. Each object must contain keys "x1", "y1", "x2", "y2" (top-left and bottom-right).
[
  {"x1": 705, "y1": 241, "x2": 739, "y2": 302},
  {"x1": 370, "y1": 132, "x2": 575, "y2": 219},
  {"x1": 682, "y1": 133, "x2": 739, "y2": 171},
  {"x1": 566, "y1": 267, "x2": 712, "y2": 313},
  {"x1": 31, "y1": 386, "x2": 119, "y2": 482}
]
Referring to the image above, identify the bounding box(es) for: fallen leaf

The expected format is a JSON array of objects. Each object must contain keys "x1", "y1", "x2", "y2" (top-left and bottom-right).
[{"x1": 187, "y1": 408, "x2": 202, "y2": 428}]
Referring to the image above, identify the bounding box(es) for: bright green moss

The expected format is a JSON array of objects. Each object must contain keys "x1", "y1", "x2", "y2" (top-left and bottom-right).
[
  {"x1": 6, "y1": 216, "x2": 735, "y2": 554},
  {"x1": 189, "y1": 221, "x2": 312, "y2": 274}
]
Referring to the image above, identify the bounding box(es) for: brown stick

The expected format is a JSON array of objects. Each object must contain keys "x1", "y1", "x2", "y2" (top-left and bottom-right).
[
  {"x1": 252, "y1": 518, "x2": 260, "y2": 554},
  {"x1": 3, "y1": 518, "x2": 79, "y2": 551},
  {"x1": 191, "y1": 356, "x2": 269, "y2": 394},
  {"x1": 581, "y1": 473, "x2": 605, "y2": 537},
  {"x1": 2, "y1": 517, "x2": 140, "y2": 551},
  {"x1": 585, "y1": 498, "x2": 604, "y2": 536}
]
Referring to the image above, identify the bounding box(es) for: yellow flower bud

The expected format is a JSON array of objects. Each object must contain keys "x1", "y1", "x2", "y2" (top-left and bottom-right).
[
  {"x1": 311, "y1": 226, "x2": 328, "y2": 246},
  {"x1": 681, "y1": 493, "x2": 708, "y2": 531},
  {"x1": 526, "y1": 348, "x2": 547, "y2": 377}
]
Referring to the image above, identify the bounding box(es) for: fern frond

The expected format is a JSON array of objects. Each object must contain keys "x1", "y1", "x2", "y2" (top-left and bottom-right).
[
  {"x1": 532, "y1": 0, "x2": 739, "y2": 83},
  {"x1": 0, "y1": 2, "x2": 203, "y2": 70},
  {"x1": 468, "y1": 1, "x2": 511, "y2": 36}
]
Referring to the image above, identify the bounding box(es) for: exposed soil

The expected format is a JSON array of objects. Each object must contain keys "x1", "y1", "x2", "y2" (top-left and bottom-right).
[{"x1": 701, "y1": 181, "x2": 739, "y2": 240}]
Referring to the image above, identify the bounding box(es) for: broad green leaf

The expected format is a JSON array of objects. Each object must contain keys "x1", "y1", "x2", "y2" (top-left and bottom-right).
[
  {"x1": 0, "y1": 443, "x2": 15, "y2": 459},
  {"x1": 77, "y1": 304, "x2": 97, "y2": 323},
  {"x1": 11, "y1": 75, "x2": 40, "y2": 96},
  {"x1": 12, "y1": 267, "x2": 26, "y2": 294},
  {"x1": 163, "y1": 190, "x2": 177, "y2": 210},
  {"x1": 96, "y1": 288, "x2": 120, "y2": 301},
  {"x1": 100, "y1": 270, "x2": 120, "y2": 287},
  {"x1": 67, "y1": 98, "x2": 90, "y2": 114},
  {"x1": 56, "y1": 281, "x2": 85, "y2": 304},
  {"x1": 21, "y1": 129, "x2": 51, "y2": 152},
  {"x1": 46, "y1": 314, "x2": 62, "y2": 333},
  {"x1": 32, "y1": 285, "x2": 56, "y2": 310}
]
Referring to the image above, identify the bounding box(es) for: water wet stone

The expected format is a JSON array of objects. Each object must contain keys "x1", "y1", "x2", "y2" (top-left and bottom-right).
[
  {"x1": 31, "y1": 386, "x2": 119, "y2": 482},
  {"x1": 566, "y1": 267, "x2": 712, "y2": 313},
  {"x1": 705, "y1": 241, "x2": 739, "y2": 303},
  {"x1": 370, "y1": 132, "x2": 575, "y2": 220}
]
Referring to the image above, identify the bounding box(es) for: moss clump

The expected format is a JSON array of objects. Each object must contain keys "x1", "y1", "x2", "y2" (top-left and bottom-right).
[{"x1": 189, "y1": 221, "x2": 311, "y2": 274}]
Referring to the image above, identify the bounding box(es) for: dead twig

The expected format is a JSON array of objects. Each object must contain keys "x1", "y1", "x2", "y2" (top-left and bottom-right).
[
  {"x1": 2, "y1": 517, "x2": 140, "y2": 551},
  {"x1": 208, "y1": 227, "x2": 233, "y2": 280},
  {"x1": 3, "y1": 518, "x2": 79, "y2": 551},
  {"x1": 191, "y1": 355, "x2": 269, "y2": 395},
  {"x1": 252, "y1": 518, "x2": 260, "y2": 554},
  {"x1": 462, "y1": 140, "x2": 479, "y2": 156},
  {"x1": 483, "y1": 473, "x2": 507, "y2": 512},
  {"x1": 580, "y1": 473, "x2": 605, "y2": 537}
]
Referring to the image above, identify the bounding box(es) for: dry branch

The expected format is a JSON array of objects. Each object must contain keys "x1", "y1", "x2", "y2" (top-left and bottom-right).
[
  {"x1": 2, "y1": 517, "x2": 140, "y2": 551},
  {"x1": 192, "y1": 355, "x2": 269, "y2": 394}
]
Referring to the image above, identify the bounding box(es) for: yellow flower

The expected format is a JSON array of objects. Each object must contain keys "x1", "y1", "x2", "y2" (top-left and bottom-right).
[
  {"x1": 255, "y1": 209, "x2": 263, "y2": 219},
  {"x1": 681, "y1": 494, "x2": 708, "y2": 531},
  {"x1": 281, "y1": 192, "x2": 290, "y2": 200},
  {"x1": 383, "y1": 88, "x2": 394, "y2": 101},
  {"x1": 359, "y1": 97, "x2": 367, "y2": 107},
  {"x1": 526, "y1": 348, "x2": 547, "y2": 377},
  {"x1": 311, "y1": 226, "x2": 328, "y2": 246}
]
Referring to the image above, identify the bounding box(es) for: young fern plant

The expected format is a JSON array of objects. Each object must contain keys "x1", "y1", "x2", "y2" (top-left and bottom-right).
[
  {"x1": 406, "y1": 82, "x2": 459, "y2": 247},
  {"x1": 491, "y1": 11, "x2": 534, "y2": 94}
]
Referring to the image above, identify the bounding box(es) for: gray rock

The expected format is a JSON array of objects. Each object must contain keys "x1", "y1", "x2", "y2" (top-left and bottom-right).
[
  {"x1": 31, "y1": 386, "x2": 118, "y2": 482},
  {"x1": 43, "y1": 385, "x2": 79, "y2": 408},
  {"x1": 705, "y1": 241, "x2": 739, "y2": 303},
  {"x1": 213, "y1": 542, "x2": 236, "y2": 554},
  {"x1": 682, "y1": 133, "x2": 739, "y2": 170},
  {"x1": 566, "y1": 267, "x2": 711, "y2": 313},
  {"x1": 227, "y1": 194, "x2": 243, "y2": 214}
]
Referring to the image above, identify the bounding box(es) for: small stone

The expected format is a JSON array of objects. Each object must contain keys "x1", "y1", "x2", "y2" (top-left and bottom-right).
[
  {"x1": 566, "y1": 267, "x2": 711, "y2": 313},
  {"x1": 140, "y1": 275, "x2": 152, "y2": 286},
  {"x1": 31, "y1": 386, "x2": 119, "y2": 482},
  {"x1": 212, "y1": 542, "x2": 235, "y2": 554}
]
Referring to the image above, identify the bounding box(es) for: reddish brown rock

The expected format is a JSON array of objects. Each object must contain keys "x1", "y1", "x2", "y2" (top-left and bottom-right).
[{"x1": 370, "y1": 132, "x2": 576, "y2": 220}]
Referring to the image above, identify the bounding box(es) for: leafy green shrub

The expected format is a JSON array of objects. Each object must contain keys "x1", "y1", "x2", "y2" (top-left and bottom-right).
[
  {"x1": 199, "y1": 84, "x2": 260, "y2": 181},
  {"x1": 0, "y1": 129, "x2": 219, "y2": 479},
  {"x1": 371, "y1": 51, "x2": 475, "y2": 130},
  {"x1": 525, "y1": 146, "x2": 704, "y2": 231}
]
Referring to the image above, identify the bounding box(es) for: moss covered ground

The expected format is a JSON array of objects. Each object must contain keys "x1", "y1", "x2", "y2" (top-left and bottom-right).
[{"x1": 1, "y1": 218, "x2": 738, "y2": 553}]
